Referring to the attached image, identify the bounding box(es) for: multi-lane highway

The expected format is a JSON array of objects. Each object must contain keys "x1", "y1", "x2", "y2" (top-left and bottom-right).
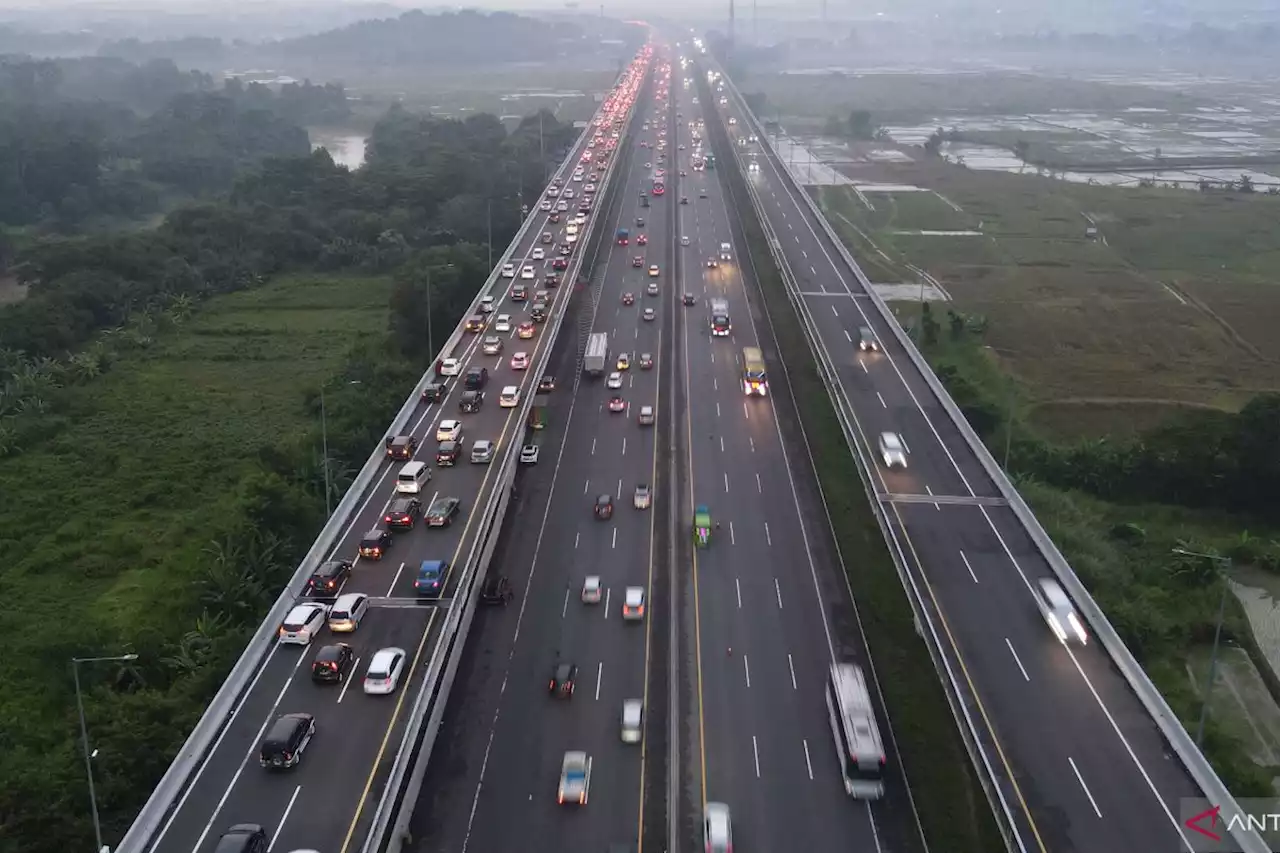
[
  {"x1": 409, "y1": 54, "x2": 672, "y2": 853},
  {"x1": 144, "y1": 52, "x2": 651, "y2": 853},
  {"x1": 712, "y1": 67, "x2": 1204, "y2": 852},
  {"x1": 672, "y1": 68, "x2": 924, "y2": 853}
]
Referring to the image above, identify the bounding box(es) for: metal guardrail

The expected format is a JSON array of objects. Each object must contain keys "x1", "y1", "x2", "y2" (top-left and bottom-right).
[
  {"x1": 115, "y1": 58, "x2": 641, "y2": 853},
  {"x1": 712, "y1": 64, "x2": 1268, "y2": 853},
  {"x1": 695, "y1": 65, "x2": 1020, "y2": 851}
]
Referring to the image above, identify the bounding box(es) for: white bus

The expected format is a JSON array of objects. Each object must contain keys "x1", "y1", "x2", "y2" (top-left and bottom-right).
[{"x1": 826, "y1": 663, "x2": 886, "y2": 799}]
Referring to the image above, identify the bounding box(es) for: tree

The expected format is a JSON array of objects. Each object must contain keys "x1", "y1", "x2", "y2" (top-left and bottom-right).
[{"x1": 847, "y1": 110, "x2": 875, "y2": 140}]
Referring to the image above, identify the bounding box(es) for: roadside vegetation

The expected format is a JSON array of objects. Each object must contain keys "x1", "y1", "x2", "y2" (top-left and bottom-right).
[
  {"x1": 0, "y1": 57, "x2": 581, "y2": 850},
  {"x1": 699, "y1": 67, "x2": 1004, "y2": 852}
]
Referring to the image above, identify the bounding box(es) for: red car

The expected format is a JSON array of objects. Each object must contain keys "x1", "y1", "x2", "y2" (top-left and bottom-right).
[
  {"x1": 552, "y1": 258, "x2": 568, "y2": 270},
  {"x1": 622, "y1": 292, "x2": 635, "y2": 305},
  {"x1": 608, "y1": 396, "x2": 626, "y2": 413},
  {"x1": 632, "y1": 256, "x2": 644, "y2": 268},
  {"x1": 637, "y1": 234, "x2": 648, "y2": 246}
]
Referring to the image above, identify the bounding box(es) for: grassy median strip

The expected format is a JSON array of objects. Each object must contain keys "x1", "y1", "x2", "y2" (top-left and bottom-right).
[{"x1": 725, "y1": 173, "x2": 1005, "y2": 852}]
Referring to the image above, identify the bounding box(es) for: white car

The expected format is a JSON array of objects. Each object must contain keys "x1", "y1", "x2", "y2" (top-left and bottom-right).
[
  {"x1": 482, "y1": 336, "x2": 503, "y2": 355},
  {"x1": 510, "y1": 351, "x2": 530, "y2": 370},
  {"x1": 1037, "y1": 578, "x2": 1088, "y2": 644},
  {"x1": 278, "y1": 603, "x2": 328, "y2": 645},
  {"x1": 437, "y1": 419, "x2": 462, "y2": 442},
  {"x1": 647, "y1": 282, "x2": 659, "y2": 296},
  {"x1": 622, "y1": 586, "x2": 645, "y2": 621},
  {"x1": 363, "y1": 647, "x2": 407, "y2": 695},
  {"x1": 532, "y1": 247, "x2": 545, "y2": 261},
  {"x1": 616, "y1": 352, "x2": 630, "y2": 370},
  {"x1": 501, "y1": 263, "x2": 515, "y2": 278},
  {"x1": 574, "y1": 214, "x2": 588, "y2": 226},
  {"x1": 499, "y1": 385, "x2": 521, "y2": 408},
  {"x1": 494, "y1": 314, "x2": 512, "y2": 333},
  {"x1": 582, "y1": 575, "x2": 602, "y2": 603},
  {"x1": 633, "y1": 482, "x2": 651, "y2": 508},
  {"x1": 540, "y1": 200, "x2": 553, "y2": 211},
  {"x1": 879, "y1": 431, "x2": 908, "y2": 469},
  {"x1": 520, "y1": 444, "x2": 540, "y2": 464},
  {"x1": 681, "y1": 235, "x2": 690, "y2": 246},
  {"x1": 327, "y1": 593, "x2": 368, "y2": 633},
  {"x1": 521, "y1": 265, "x2": 535, "y2": 280},
  {"x1": 556, "y1": 201, "x2": 569, "y2": 212},
  {"x1": 643, "y1": 308, "x2": 656, "y2": 322},
  {"x1": 637, "y1": 405, "x2": 655, "y2": 426},
  {"x1": 479, "y1": 295, "x2": 495, "y2": 314},
  {"x1": 607, "y1": 372, "x2": 623, "y2": 390},
  {"x1": 439, "y1": 357, "x2": 461, "y2": 376},
  {"x1": 705, "y1": 802, "x2": 733, "y2": 853},
  {"x1": 621, "y1": 699, "x2": 643, "y2": 743},
  {"x1": 558, "y1": 751, "x2": 592, "y2": 805},
  {"x1": 563, "y1": 188, "x2": 575, "y2": 199},
  {"x1": 546, "y1": 186, "x2": 560, "y2": 197}
]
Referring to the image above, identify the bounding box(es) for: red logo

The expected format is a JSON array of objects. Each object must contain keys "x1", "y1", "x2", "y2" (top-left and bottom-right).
[{"x1": 1185, "y1": 804, "x2": 1222, "y2": 841}]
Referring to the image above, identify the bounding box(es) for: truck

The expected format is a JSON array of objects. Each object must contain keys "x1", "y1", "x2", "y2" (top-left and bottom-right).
[
  {"x1": 527, "y1": 397, "x2": 548, "y2": 430},
  {"x1": 558, "y1": 751, "x2": 592, "y2": 805},
  {"x1": 584, "y1": 332, "x2": 609, "y2": 377},
  {"x1": 616, "y1": 228, "x2": 630, "y2": 245}
]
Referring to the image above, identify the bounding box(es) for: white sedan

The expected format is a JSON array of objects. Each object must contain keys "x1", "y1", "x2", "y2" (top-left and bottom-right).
[
  {"x1": 363, "y1": 647, "x2": 407, "y2": 695},
  {"x1": 436, "y1": 419, "x2": 462, "y2": 442},
  {"x1": 278, "y1": 603, "x2": 329, "y2": 645},
  {"x1": 1037, "y1": 579, "x2": 1088, "y2": 645},
  {"x1": 501, "y1": 263, "x2": 515, "y2": 278},
  {"x1": 582, "y1": 576, "x2": 602, "y2": 603},
  {"x1": 500, "y1": 386, "x2": 521, "y2": 407},
  {"x1": 521, "y1": 265, "x2": 536, "y2": 280},
  {"x1": 607, "y1": 372, "x2": 624, "y2": 389},
  {"x1": 510, "y1": 351, "x2": 530, "y2": 370},
  {"x1": 494, "y1": 314, "x2": 512, "y2": 333},
  {"x1": 532, "y1": 248, "x2": 545, "y2": 260}
]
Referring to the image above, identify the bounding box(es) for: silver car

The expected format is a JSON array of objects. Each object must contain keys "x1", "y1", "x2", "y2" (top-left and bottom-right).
[
  {"x1": 621, "y1": 699, "x2": 643, "y2": 743},
  {"x1": 878, "y1": 431, "x2": 907, "y2": 469},
  {"x1": 482, "y1": 336, "x2": 503, "y2": 355},
  {"x1": 1037, "y1": 578, "x2": 1088, "y2": 645},
  {"x1": 704, "y1": 802, "x2": 732, "y2": 853}
]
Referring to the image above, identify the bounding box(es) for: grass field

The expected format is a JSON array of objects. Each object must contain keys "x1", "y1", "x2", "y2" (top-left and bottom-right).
[
  {"x1": 0, "y1": 272, "x2": 392, "y2": 747},
  {"x1": 812, "y1": 161, "x2": 1280, "y2": 439},
  {"x1": 740, "y1": 71, "x2": 1208, "y2": 124}
]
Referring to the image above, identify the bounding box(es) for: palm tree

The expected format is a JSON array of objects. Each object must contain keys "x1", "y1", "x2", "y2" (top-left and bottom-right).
[
  {"x1": 67, "y1": 352, "x2": 103, "y2": 383},
  {"x1": 168, "y1": 294, "x2": 196, "y2": 322},
  {"x1": 0, "y1": 423, "x2": 17, "y2": 456}
]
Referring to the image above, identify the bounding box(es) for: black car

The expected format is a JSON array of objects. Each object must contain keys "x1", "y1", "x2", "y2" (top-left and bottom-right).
[
  {"x1": 481, "y1": 574, "x2": 514, "y2": 605},
  {"x1": 459, "y1": 390, "x2": 484, "y2": 413},
  {"x1": 706, "y1": 258, "x2": 718, "y2": 268},
  {"x1": 307, "y1": 560, "x2": 352, "y2": 596},
  {"x1": 426, "y1": 496, "x2": 462, "y2": 527},
  {"x1": 531, "y1": 305, "x2": 547, "y2": 323},
  {"x1": 213, "y1": 824, "x2": 269, "y2": 853},
  {"x1": 683, "y1": 293, "x2": 697, "y2": 305},
  {"x1": 537, "y1": 375, "x2": 556, "y2": 393},
  {"x1": 421, "y1": 381, "x2": 447, "y2": 403},
  {"x1": 383, "y1": 497, "x2": 422, "y2": 530},
  {"x1": 636, "y1": 217, "x2": 645, "y2": 227},
  {"x1": 358, "y1": 527, "x2": 392, "y2": 560},
  {"x1": 549, "y1": 662, "x2": 578, "y2": 697},
  {"x1": 594, "y1": 494, "x2": 614, "y2": 520},
  {"x1": 680, "y1": 196, "x2": 689, "y2": 204},
  {"x1": 311, "y1": 643, "x2": 355, "y2": 683},
  {"x1": 464, "y1": 367, "x2": 488, "y2": 390},
  {"x1": 436, "y1": 440, "x2": 461, "y2": 466},
  {"x1": 384, "y1": 434, "x2": 417, "y2": 460}
]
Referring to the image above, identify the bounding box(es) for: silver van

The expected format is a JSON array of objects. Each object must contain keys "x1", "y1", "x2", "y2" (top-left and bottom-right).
[{"x1": 395, "y1": 460, "x2": 431, "y2": 494}]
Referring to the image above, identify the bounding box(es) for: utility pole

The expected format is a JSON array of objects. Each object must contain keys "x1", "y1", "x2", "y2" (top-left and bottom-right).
[
  {"x1": 487, "y1": 199, "x2": 493, "y2": 271},
  {"x1": 74, "y1": 653, "x2": 139, "y2": 853},
  {"x1": 1172, "y1": 547, "x2": 1233, "y2": 747}
]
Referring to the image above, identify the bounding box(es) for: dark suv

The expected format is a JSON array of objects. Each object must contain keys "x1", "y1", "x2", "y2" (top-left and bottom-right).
[
  {"x1": 307, "y1": 560, "x2": 352, "y2": 596},
  {"x1": 383, "y1": 497, "x2": 422, "y2": 529},
  {"x1": 421, "y1": 381, "x2": 447, "y2": 403},
  {"x1": 464, "y1": 367, "x2": 489, "y2": 390},
  {"x1": 459, "y1": 390, "x2": 484, "y2": 413},
  {"x1": 311, "y1": 643, "x2": 354, "y2": 683}
]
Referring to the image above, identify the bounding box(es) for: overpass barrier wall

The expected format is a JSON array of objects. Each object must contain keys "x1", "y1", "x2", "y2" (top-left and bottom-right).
[
  {"x1": 116, "y1": 53, "x2": 642, "y2": 853},
  {"x1": 712, "y1": 63, "x2": 1267, "y2": 853}
]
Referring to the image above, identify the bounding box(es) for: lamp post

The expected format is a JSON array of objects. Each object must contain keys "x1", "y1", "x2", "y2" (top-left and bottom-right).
[
  {"x1": 320, "y1": 380, "x2": 362, "y2": 516},
  {"x1": 73, "y1": 653, "x2": 138, "y2": 853},
  {"x1": 1173, "y1": 547, "x2": 1232, "y2": 747}
]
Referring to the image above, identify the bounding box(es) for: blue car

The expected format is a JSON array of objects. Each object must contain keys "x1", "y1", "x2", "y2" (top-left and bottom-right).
[{"x1": 414, "y1": 560, "x2": 447, "y2": 598}]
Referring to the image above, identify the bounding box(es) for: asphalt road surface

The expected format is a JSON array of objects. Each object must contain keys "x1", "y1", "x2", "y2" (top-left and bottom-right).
[
  {"x1": 147, "y1": 57, "x2": 650, "y2": 853},
  {"x1": 716, "y1": 70, "x2": 1203, "y2": 853}
]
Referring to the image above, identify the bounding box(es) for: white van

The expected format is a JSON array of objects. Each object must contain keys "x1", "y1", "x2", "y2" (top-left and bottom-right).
[
  {"x1": 395, "y1": 460, "x2": 431, "y2": 494},
  {"x1": 719, "y1": 242, "x2": 732, "y2": 261}
]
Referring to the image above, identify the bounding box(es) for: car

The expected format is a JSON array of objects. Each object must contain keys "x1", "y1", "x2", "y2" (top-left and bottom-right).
[
  {"x1": 879, "y1": 431, "x2": 908, "y2": 469},
  {"x1": 459, "y1": 390, "x2": 484, "y2": 413},
  {"x1": 464, "y1": 315, "x2": 485, "y2": 333},
  {"x1": 531, "y1": 247, "x2": 545, "y2": 261},
  {"x1": 637, "y1": 234, "x2": 648, "y2": 246},
  {"x1": 358, "y1": 527, "x2": 392, "y2": 560},
  {"x1": 858, "y1": 326, "x2": 881, "y2": 352},
  {"x1": 648, "y1": 265, "x2": 660, "y2": 277},
  {"x1": 704, "y1": 802, "x2": 733, "y2": 853},
  {"x1": 557, "y1": 751, "x2": 592, "y2": 806},
  {"x1": 494, "y1": 314, "x2": 513, "y2": 332},
  {"x1": 437, "y1": 419, "x2": 462, "y2": 442},
  {"x1": 546, "y1": 186, "x2": 560, "y2": 197},
  {"x1": 414, "y1": 560, "x2": 447, "y2": 597},
  {"x1": 501, "y1": 263, "x2": 516, "y2": 278},
  {"x1": 622, "y1": 586, "x2": 645, "y2": 620},
  {"x1": 520, "y1": 444, "x2": 540, "y2": 464},
  {"x1": 278, "y1": 602, "x2": 329, "y2": 645},
  {"x1": 327, "y1": 592, "x2": 368, "y2": 633},
  {"x1": 537, "y1": 375, "x2": 556, "y2": 393},
  {"x1": 681, "y1": 235, "x2": 690, "y2": 245},
  {"x1": 521, "y1": 265, "x2": 535, "y2": 280},
  {"x1": 637, "y1": 405, "x2": 655, "y2": 426},
  {"x1": 582, "y1": 575, "x2": 603, "y2": 603},
  {"x1": 639, "y1": 353, "x2": 654, "y2": 369},
  {"x1": 436, "y1": 439, "x2": 461, "y2": 466},
  {"x1": 464, "y1": 366, "x2": 488, "y2": 389},
  {"x1": 518, "y1": 322, "x2": 536, "y2": 340},
  {"x1": 643, "y1": 162, "x2": 651, "y2": 168},
  {"x1": 531, "y1": 305, "x2": 547, "y2": 323},
  {"x1": 608, "y1": 396, "x2": 626, "y2": 413},
  {"x1": 556, "y1": 201, "x2": 569, "y2": 212},
  {"x1": 541, "y1": 231, "x2": 554, "y2": 244},
  {"x1": 421, "y1": 381, "x2": 447, "y2": 403},
  {"x1": 549, "y1": 212, "x2": 561, "y2": 224},
  {"x1": 426, "y1": 496, "x2": 462, "y2": 527},
  {"x1": 594, "y1": 494, "x2": 614, "y2": 519},
  {"x1": 643, "y1": 308, "x2": 656, "y2": 322},
  {"x1": 311, "y1": 642, "x2": 354, "y2": 683},
  {"x1": 706, "y1": 257, "x2": 719, "y2": 268},
  {"x1": 680, "y1": 169, "x2": 687, "y2": 177},
  {"x1": 471, "y1": 439, "x2": 494, "y2": 464},
  {"x1": 539, "y1": 200, "x2": 553, "y2": 212},
  {"x1": 607, "y1": 372, "x2": 624, "y2": 389},
  {"x1": 632, "y1": 256, "x2": 644, "y2": 268},
  {"x1": 383, "y1": 497, "x2": 422, "y2": 530},
  {"x1": 552, "y1": 257, "x2": 568, "y2": 270},
  {"x1": 307, "y1": 560, "x2": 352, "y2": 596},
  {"x1": 647, "y1": 282, "x2": 660, "y2": 296},
  {"x1": 482, "y1": 335, "x2": 503, "y2": 355},
  {"x1": 545, "y1": 273, "x2": 561, "y2": 287},
  {"x1": 633, "y1": 483, "x2": 652, "y2": 509},
  {"x1": 1037, "y1": 578, "x2": 1089, "y2": 644},
  {"x1": 213, "y1": 824, "x2": 269, "y2": 853},
  {"x1": 550, "y1": 662, "x2": 578, "y2": 697},
  {"x1": 617, "y1": 353, "x2": 631, "y2": 370},
  {"x1": 480, "y1": 574, "x2": 514, "y2": 605},
  {"x1": 621, "y1": 699, "x2": 643, "y2": 743},
  {"x1": 563, "y1": 188, "x2": 575, "y2": 199},
  {"x1": 363, "y1": 647, "x2": 407, "y2": 695},
  {"x1": 680, "y1": 196, "x2": 688, "y2": 204},
  {"x1": 499, "y1": 385, "x2": 521, "y2": 407},
  {"x1": 384, "y1": 434, "x2": 417, "y2": 460},
  {"x1": 479, "y1": 295, "x2": 495, "y2": 314},
  {"x1": 683, "y1": 293, "x2": 697, "y2": 306},
  {"x1": 622, "y1": 292, "x2": 636, "y2": 305}
]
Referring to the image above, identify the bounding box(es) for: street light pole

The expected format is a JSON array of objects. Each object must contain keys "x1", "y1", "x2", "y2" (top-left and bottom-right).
[
  {"x1": 1173, "y1": 547, "x2": 1232, "y2": 747},
  {"x1": 320, "y1": 386, "x2": 331, "y2": 517},
  {"x1": 1003, "y1": 383, "x2": 1016, "y2": 470},
  {"x1": 73, "y1": 653, "x2": 138, "y2": 853},
  {"x1": 425, "y1": 267, "x2": 434, "y2": 361}
]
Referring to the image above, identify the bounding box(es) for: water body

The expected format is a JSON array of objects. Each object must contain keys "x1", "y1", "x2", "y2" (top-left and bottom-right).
[{"x1": 310, "y1": 129, "x2": 367, "y2": 170}]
